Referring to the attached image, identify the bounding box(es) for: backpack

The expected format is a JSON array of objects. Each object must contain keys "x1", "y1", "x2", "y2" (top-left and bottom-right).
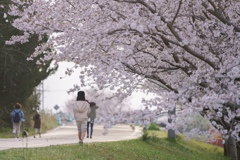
[{"x1": 13, "y1": 110, "x2": 21, "y2": 123}]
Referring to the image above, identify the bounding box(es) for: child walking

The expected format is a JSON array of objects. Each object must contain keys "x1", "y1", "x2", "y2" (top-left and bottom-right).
[
  {"x1": 33, "y1": 113, "x2": 41, "y2": 138},
  {"x1": 87, "y1": 102, "x2": 98, "y2": 139}
]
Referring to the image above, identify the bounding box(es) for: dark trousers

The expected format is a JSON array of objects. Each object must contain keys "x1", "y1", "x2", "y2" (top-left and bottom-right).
[{"x1": 87, "y1": 120, "x2": 94, "y2": 137}]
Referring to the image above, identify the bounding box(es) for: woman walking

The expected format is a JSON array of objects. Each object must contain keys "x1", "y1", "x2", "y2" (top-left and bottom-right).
[
  {"x1": 10, "y1": 103, "x2": 25, "y2": 138},
  {"x1": 73, "y1": 91, "x2": 91, "y2": 145}
]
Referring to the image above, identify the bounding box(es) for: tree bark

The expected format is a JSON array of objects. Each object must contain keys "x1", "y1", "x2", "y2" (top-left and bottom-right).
[
  {"x1": 224, "y1": 136, "x2": 238, "y2": 160},
  {"x1": 168, "y1": 106, "x2": 176, "y2": 140},
  {"x1": 237, "y1": 142, "x2": 240, "y2": 160}
]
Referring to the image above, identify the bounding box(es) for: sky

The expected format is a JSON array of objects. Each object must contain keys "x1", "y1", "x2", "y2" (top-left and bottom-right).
[
  {"x1": 41, "y1": 62, "x2": 154, "y2": 113},
  {"x1": 40, "y1": 62, "x2": 78, "y2": 113}
]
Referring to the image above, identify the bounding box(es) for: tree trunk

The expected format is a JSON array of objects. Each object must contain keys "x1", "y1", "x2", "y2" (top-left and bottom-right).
[
  {"x1": 224, "y1": 135, "x2": 238, "y2": 160},
  {"x1": 167, "y1": 106, "x2": 176, "y2": 140},
  {"x1": 237, "y1": 142, "x2": 240, "y2": 160}
]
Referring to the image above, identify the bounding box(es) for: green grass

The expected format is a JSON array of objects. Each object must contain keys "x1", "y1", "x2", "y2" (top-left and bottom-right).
[
  {"x1": 147, "y1": 122, "x2": 161, "y2": 131},
  {"x1": 0, "y1": 126, "x2": 12, "y2": 138},
  {"x1": 0, "y1": 131, "x2": 229, "y2": 160}
]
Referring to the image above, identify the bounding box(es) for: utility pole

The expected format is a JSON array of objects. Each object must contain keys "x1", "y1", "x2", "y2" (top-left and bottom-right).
[
  {"x1": 36, "y1": 81, "x2": 44, "y2": 111},
  {"x1": 41, "y1": 81, "x2": 44, "y2": 111}
]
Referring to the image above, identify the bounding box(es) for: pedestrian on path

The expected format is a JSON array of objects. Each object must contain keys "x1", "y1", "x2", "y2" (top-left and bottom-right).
[
  {"x1": 10, "y1": 103, "x2": 25, "y2": 138},
  {"x1": 73, "y1": 91, "x2": 91, "y2": 145},
  {"x1": 87, "y1": 102, "x2": 98, "y2": 139},
  {"x1": 33, "y1": 112, "x2": 41, "y2": 138}
]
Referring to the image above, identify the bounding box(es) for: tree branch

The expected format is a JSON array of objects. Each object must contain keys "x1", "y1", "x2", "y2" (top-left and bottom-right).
[
  {"x1": 202, "y1": 2, "x2": 240, "y2": 32},
  {"x1": 170, "y1": 0, "x2": 182, "y2": 27},
  {"x1": 122, "y1": 62, "x2": 178, "y2": 93}
]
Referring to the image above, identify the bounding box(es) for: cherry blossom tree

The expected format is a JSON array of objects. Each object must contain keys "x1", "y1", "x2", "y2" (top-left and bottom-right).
[{"x1": 5, "y1": 0, "x2": 240, "y2": 159}]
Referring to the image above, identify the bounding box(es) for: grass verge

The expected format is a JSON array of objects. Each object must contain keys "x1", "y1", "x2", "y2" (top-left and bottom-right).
[{"x1": 0, "y1": 130, "x2": 229, "y2": 160}]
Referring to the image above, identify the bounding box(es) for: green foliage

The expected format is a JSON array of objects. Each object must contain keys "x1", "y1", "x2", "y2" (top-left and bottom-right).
[
  {"x1": 0, "y1": 0, "x2": 58, "y2": 127},
  {"x1": 188, "y1": 115, "x2": 209, "y2": 131},
  {"x1": 20, "y1": 91, "x2": 41, "y2": 129},
  {"x1": 142, "y1": 130, "x2": 150, "y2": 141},
  {"x1": 0, "y1": 130, "x2": 230, "y2": 160},
  {"x1": 38, "y1": 111, "x2": 58, "y2": 132},
  {"x1": 142, "y1": 123, "x2": 161, "y2": 141},
  {"x1": 147, "y1": 122, "x2": 161, "y2": 131}
]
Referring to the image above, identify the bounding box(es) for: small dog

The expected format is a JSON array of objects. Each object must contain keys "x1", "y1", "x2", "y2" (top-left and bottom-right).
[
  {"x1": 22, "y1": 129, "x2": 29, "y2": 148},
  {"x1": 130, "y1": 125, "x2": 135, "y2": 131},
  {"x1": 22, "y1": 129, "x2": 28, "y2": 138}
]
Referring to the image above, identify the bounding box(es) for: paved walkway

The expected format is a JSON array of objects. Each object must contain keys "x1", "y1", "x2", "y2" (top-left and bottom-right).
[{"x1": 0, "y1": 124, "x2": 142, "y2": 151}]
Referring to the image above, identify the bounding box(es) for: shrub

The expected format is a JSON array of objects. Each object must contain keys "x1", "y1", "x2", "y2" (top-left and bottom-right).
[
  {"x1": 142, "y1": 130, "x2": 150, "y2": 141},
  {"x1": 147, "y1": 123, "x2": 161, "y2": 131}
]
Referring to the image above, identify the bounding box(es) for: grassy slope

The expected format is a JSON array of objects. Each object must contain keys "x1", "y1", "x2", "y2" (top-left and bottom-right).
[{"x1": 0, "y1": 131, "x2": 229, "y2": 160}]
